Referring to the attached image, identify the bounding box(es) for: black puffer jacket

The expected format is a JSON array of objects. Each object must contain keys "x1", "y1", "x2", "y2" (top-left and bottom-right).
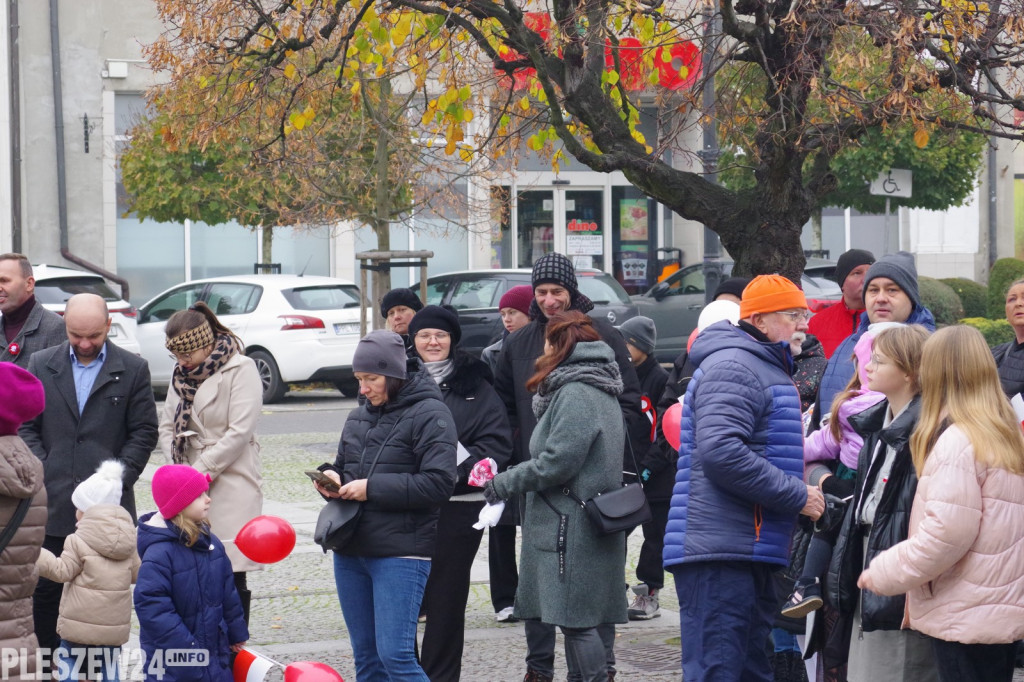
[
  {"x1": 993, "y1": 340, "x2": 1024, "y2": 397},
  {"x1": 634, "y1": 354, "x2": 673, "y2": 501},
  {"x1": 827, "y1": 396, "x2": 921, "y2": 632},
  {"x1": 494, "y1": 310, "x2": 646, "y2": 472},
  {"x1": 324, "y1": 359, "x2": 457, "y2": 558},
  {"x1": 437, "y1": 352, "x2": 513, "y2": 496}
]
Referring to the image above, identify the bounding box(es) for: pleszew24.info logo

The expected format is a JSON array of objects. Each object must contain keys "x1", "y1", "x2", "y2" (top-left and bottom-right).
[{"x1": 1, "y1": 647, "x2": 210, "y2": 680}]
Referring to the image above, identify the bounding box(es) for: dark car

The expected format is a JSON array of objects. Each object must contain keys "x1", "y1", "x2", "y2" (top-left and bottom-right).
[
  {"x1": 631, "y1": 259, "x2": 842, "y2": 362},
  {"x1": 420, "y1": 268, "x2": 638, "y2": 356}
]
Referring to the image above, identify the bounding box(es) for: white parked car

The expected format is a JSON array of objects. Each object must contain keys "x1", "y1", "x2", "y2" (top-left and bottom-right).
[
  {"x1": 32, "y1": 264, "x2": 140, "y2": 354},
  {"x1": 136, "y1": 275, "x2": 363, "y2": 403}
]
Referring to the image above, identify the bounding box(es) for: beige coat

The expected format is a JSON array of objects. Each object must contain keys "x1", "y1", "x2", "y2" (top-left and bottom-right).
[
  {"x1": 159, "y1": 353, "x2": 263, "y2": 571},
  {"x1": 867, "y1": 424, "x2": 1024, "y2": 644},
  {"x1": 36, "y1": 504, "x2": 140, "y2": 646},
  {"x1": 0, "y1": 435, "x2": 47, "y2": 682}
]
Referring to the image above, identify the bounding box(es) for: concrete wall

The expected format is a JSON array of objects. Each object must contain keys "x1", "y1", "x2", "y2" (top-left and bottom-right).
[{"x1": 16, "y1": 0, "x2": 160, "y2": 267}]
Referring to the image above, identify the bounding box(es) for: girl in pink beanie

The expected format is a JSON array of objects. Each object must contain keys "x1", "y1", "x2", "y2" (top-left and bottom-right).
[{"x1": 134, "y1": 465, "x2": 248, "y2": 682}]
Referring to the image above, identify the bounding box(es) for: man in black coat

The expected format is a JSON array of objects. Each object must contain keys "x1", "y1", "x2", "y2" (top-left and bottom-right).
[
  {"x1": 494, "y1": 252, "x2": 647, "y2": 682},
  {"x1": 19, "y1": 293, "x2": 158, "y2": 655},
  {"x1": 616, "y1": 316, "x2": 671, "y2": 621},
  {"x1": 0, "y1": 253, "x2": 66, "y2": 367}
]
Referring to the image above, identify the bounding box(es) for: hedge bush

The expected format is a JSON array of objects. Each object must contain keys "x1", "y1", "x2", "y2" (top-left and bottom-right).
[
  {"x1": 940, "y1": 278, "x2": 987, "y2": 318},
  {"x1": 919, "y1": 277, "x2": 964, "y2": 327},
  {"x1": 959, "y1": 317, "x2": 1016, "y2": 346},
  {"x1": 987, "y1": 258, "x2": 1024, "y2": 318}
]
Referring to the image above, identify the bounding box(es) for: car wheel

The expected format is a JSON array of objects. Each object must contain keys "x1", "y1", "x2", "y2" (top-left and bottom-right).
[
  {"x1": 334, "y1": 378, "x2": 360, "y2": 398},
  {"x1": 248, "y1": 350, "x2": 287, "y2": 403}
]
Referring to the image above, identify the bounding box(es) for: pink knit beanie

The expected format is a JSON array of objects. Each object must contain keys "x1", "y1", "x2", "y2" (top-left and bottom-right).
[
  {"x1": 0, "y1": 363, "x2": 45, "y2": 436},
  {"x1": 151, "y1": 464, "x2": 211, "y2": 519}
]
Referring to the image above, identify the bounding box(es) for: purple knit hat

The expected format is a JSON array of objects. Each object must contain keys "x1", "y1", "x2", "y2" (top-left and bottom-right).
[
  {"x1": 0, "y1": 363, "x2": 45, "y2": 436},
  {"x1": 152, "y1": 464, "x2": 211, "y2": 519},
  {"x1": 499, "y1": 285, "x2": 534, "y2": 316}
]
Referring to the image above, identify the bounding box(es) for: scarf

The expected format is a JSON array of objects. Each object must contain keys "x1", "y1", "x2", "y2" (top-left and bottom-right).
[
  {"x1": 532, "y1": 357, "x2": 623, "y2": 420},
  {"x1": 169, "y1": 333, "x2": 242, "y2": 464},
  {"x1": 422, "y1": 358, "x2": 453, "y2": 384}
]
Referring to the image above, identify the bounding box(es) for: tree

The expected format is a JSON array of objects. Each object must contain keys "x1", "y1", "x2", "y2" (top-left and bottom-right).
[{"x1": 144, "y1": 0, "x2": 1024, "y2": 279}]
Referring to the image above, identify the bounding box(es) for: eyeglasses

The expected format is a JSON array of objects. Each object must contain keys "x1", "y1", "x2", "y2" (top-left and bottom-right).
[
  {"x1": 775, "y1": 310, "x2": 812, "y2": 322},
  {"x1": 168, "y1": 348, "x2": 207, "y2": 363},
  {"x1": 414, "y1": 331, "x2": 451, "y2": 342}
]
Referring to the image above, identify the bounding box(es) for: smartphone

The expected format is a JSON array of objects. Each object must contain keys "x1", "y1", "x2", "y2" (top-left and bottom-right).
[{"x1": 305, "y1": 470, "x2": 340, "y2": 492}]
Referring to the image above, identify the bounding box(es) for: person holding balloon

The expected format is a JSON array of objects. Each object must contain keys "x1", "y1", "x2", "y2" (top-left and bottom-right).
[
  {"x1": 157, "y1": 302, "x2": 264, "y2": 625},
  {"x1": 313, "y1": 330, "x2": 456, "y2": 682}
]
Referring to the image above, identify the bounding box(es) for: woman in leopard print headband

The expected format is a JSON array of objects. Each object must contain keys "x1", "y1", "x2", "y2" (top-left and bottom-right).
[{"x1": 157, "y1": 301, "x2": 263, "y2": 625}]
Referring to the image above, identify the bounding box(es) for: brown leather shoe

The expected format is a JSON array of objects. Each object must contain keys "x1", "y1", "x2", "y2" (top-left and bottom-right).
[{"x1": 522, "y1": 669, "x2": 553, "y2": 682}]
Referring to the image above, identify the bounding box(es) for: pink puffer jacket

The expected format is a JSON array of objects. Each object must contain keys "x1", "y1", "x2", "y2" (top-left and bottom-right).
[{"x1": 866, "y1": 424, "x2": 1024, "y2": 644}]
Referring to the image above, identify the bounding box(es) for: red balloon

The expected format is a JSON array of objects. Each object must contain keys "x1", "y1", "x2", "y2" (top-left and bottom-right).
[
  {"x1": 235, "y1": 515, "x2": 296, "y2": 564},
  {"x1": 284, "y1": 662, "x2": 345, "y2": 682},
  {"x1": 686, "y1": 327, "x2": 700, "y2": 353},
  {"x1": 662, "y1": 402, "x2": 683, "y2": 451},
  {"x1": 656, "y1": 41, "x2": 702, "y2": 91}
]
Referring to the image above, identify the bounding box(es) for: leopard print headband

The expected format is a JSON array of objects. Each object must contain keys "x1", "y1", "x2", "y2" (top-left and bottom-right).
[{"x1": 166, "y1": 322, "x2": 215, "y2": 353}]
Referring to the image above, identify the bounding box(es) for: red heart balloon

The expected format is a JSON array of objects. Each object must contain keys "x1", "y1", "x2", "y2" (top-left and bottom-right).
[{"x1": 235, "y1": 515, "x2": 296, "y2": 564}]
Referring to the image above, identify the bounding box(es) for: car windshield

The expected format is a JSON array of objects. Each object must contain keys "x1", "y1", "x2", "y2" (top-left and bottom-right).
[
  {"x1": 34, "y1": 277, "x2": 120, "y2": 303},
  {"x1": 283, "y1": 285, "x2": 361, "y2": 310},
  {"x1": 578, "y1": 274, "x2": 632, "y2": 305}
]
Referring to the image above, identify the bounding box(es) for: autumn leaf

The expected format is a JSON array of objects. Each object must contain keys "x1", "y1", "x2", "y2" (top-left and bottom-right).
[{"x1": 913, "y1": 128, "x2": 930, "y2": 148}]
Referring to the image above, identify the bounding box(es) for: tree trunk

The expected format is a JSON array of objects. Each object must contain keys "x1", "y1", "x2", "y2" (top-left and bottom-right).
[
  {"x1": 370, "y1": 77, "x2": 393, "y2": 330},
  {"x1": 811, "y1": 209, "x2": 823, "y2": 251},
  {"x1": 261, "y1": 226, "x2": 273, "y2": 266}
]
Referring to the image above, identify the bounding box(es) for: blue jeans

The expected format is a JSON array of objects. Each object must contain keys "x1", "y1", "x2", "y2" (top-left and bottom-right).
[
  {"x1": 55, "y1": 640, "x2": 120, "y2": 682},
  {"x1": 333, "y1": 554, "x2": 430, "y2": 681}
]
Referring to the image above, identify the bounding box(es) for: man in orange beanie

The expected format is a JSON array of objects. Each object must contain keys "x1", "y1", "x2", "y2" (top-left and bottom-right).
[{"x1": 664, "y1": 274, "x2": 825, "y2": 681}]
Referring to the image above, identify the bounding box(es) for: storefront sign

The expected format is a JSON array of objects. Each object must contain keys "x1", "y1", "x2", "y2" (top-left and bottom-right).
[{"x1": 567, "y1": 219, "x2": 602, "y2": 256}]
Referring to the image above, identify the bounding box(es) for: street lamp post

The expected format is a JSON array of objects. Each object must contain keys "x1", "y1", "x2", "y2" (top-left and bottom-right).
[{"x1": 700, "y1": 0, "x2": 723, "y2": 304}]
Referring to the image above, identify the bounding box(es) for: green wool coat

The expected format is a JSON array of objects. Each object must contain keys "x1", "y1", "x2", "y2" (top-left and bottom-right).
[{"x1": 489, "y1": 341, "x2": 628, "y2": 628}]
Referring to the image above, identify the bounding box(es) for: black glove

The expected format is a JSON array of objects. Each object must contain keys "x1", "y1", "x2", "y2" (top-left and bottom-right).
[
  {"x1": 483, "y1": 481, "x2": 502, "y2": 505},
  {"x1": 821, "y1": 474, "x2": 854, "y2": 498},
  {"x1": 457, "y1": 460, "x2": 475, "y2": 486}
]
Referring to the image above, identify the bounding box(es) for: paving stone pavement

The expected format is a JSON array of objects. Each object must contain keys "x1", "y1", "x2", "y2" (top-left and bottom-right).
[{"x1": 129, "y1": 421, "x2": 1024, "y2": 682}]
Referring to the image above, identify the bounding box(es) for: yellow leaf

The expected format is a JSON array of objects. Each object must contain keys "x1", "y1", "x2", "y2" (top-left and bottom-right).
[
  {"x1": 463, "y1": 109, "x2": 475, "y2": 122},
  {"x1": 351, "y1": 81, "x2": 361, "y2": 96},
  {"x1": 284, "y1": 63, "x2": 297, "y2": 80},
  {"x1": 519, "y1": 96, "x2": 531, "y2": 111},
  {"x1": 913, "y1": 128, "x2": 929, "y2": 148}
]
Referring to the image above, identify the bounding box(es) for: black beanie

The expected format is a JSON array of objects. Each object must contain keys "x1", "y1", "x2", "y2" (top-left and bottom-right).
[
  {"x1": 834, "y1": 249, "x2": 875, "y2": 288},
  {"x1": 714, "y1": 277, "x2": 752, "y2": 301},
  {"x1": 532, "y1": 252, "x2": 579, "y2": 292},
  {"x1": 380, "y1": 288, "x2": 423, "y2": 319},
  {"x1": 408, "y1": 305, "x2": 462, "y2": 346}
]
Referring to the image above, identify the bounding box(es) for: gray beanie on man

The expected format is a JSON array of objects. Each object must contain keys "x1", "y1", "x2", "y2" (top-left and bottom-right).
[
  {"x1": 352, "y1": 330, "x2": 408, "y2": 379},
  {"x1": 618, "y1": 316, "x2": 657, "y2": 356},
  {"x1": 862, "y1": 251, "x2": 920, "y2": 308}
]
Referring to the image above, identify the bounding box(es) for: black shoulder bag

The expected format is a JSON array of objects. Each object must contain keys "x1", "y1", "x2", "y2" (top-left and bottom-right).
[
  {"x1": 0, "y1": 497, "x2": 33, "y2": 554},
  {"x1": 560, "y1": 420, "x2": 652, "y2": 535},
  {"x1": 314, "y1": 422, "x2": 399, "y2": 553}
]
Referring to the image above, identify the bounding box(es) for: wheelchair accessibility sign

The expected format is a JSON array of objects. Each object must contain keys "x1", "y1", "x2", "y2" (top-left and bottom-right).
[{"x1": 870, "y1": 168, "x2": 913, "y2": 198}]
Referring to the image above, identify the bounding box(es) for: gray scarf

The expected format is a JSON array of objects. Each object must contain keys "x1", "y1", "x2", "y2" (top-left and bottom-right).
[{"x1": 532, "y1": 359, "x2": 623, "y2": 419}]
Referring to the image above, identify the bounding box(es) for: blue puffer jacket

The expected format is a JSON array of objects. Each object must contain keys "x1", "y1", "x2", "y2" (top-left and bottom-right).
[
  {"x1": 663, "y1": 321, "x2": 808, "y2": 568},
  {"x1": 817, "y1": 305, "x2": 935, "y2": 412},
  {"x1": 134, "y1": 512, "x2": 248, "y2": 682}
]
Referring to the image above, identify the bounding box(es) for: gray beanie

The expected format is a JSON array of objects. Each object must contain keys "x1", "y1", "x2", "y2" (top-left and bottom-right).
[
  {"x1": 618, "y1": 316, "x2": 657, "y2": 356},
  {"x1": 352, "y1": 330, "x2": 408, "y2": 379},
  {"x1": 863, "y1": 251, "x2": 920, "y2": 308}
]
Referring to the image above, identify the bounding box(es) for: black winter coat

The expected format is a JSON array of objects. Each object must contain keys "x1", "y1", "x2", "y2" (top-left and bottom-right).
[
  {"x1": 437, "y1": 352, "x2": 513, "y2": 496},
  {"x1": 634, "y1": 354, "x2": 673, "y2": 502},
  {"x1": 993, "y1": 340, "x2": 1024, "y2": 397},
  {"x1": 494, "y1": 310, "x2": 647, "y2": 473},
  {"x1": 827, "y1": 396, "x2": 921, "y2": 632},
  {"x1": 324, "y1": 360, "x2": 457, "y2": 558}
]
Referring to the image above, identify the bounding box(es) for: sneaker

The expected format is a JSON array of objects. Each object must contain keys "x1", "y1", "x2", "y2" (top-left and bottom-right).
[
  {"x1": 496, "y1": 606, "x2": 518, "y2": 623},
  {"x1": 780, "y1": 578, "x2": 823, "y2": 618},
  {"x1": 523, "y1": 669, "x2": 553, "y2": 682},
  {"x1": 627, "y1": 584, "x2": 660, "y2": 620}
]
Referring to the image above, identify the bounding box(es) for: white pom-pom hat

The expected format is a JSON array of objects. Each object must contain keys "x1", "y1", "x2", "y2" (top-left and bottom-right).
[{"x1": 71, "y1": 460, "x2": 124, "y2": 512}]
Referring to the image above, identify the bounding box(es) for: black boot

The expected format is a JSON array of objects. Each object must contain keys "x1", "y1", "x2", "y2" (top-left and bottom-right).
[{"x1": 787, "y1": 651, "x2": 808, "y2": 682}]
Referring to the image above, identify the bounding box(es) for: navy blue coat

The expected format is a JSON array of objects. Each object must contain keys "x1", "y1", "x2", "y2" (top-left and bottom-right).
[
  {"x1": 816, "y1": 305, "x2": 935, "y2": 413},
  {"x1": 663, "y1": 321, "x2": 808, "y2": 569},
  {"x1": 134, "y1": 513, "x2": 248, "y2": 682}
]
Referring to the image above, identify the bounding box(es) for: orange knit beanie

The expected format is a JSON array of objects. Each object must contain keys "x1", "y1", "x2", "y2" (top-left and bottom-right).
[{"x1": 739, "y1": 274, "x2": 807, "y2": 319}]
